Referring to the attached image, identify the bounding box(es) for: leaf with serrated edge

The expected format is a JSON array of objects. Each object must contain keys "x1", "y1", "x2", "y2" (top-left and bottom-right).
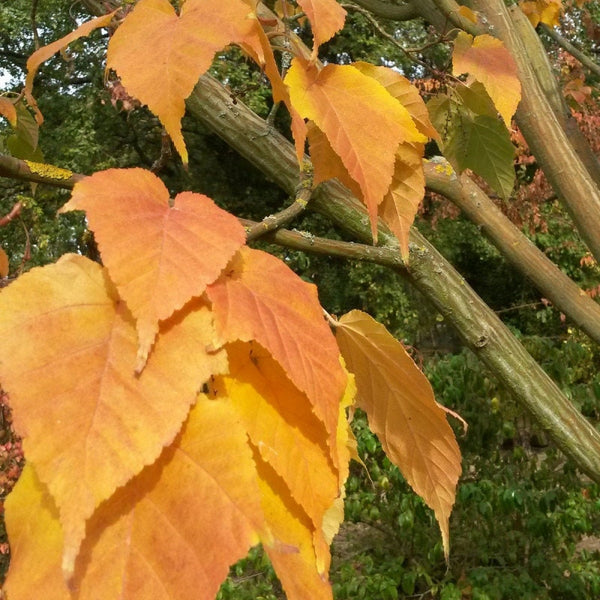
[
  {"x1": 206, "y1": 246, "x2": 346, "y2": 465},
  {"x1": 353, "y1": 61, "x2": 439, "y2": 140},
  {"x1": 4, "y1": 397, "x2": 264, "y2": 600},
  {"x1": 285, "y1": 59, "x2": 425, "y2": 241},
  {"x1": 379, "y1": 142, "x2": 425, "y2": 260},
  {"x1": 106, "y1": 0, "x2": 263, "y2": 164},
  {"x1": 335, "y1": 310, "x2": 462, "y2": 560},
  {"x1": 219, "y1": 342, "x2": 338, "y2": 535},
  {"x1": 61, "y1": 168, "x2": 245, "y2": 371},
  {"x1": 445, "y1": 112, "x2": 515, "y2": 199},
  {"x1": 452, "y1": 32, "x2": 521, "y2": 127},
  {"x1": 24, "y1": 12, "x2": 116, "y2": 124},
  {"x1": 296, "y1": 0, "x2": 346, "y2": 59},
  {"x1": 0, "y1": 254, "x2": 228, "y2": 575},
  {"x1": 256, "y1": 455, "x2": 334, "y2": 600}
]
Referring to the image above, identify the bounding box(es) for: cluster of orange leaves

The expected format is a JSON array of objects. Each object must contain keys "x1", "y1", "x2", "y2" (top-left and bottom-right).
[{"x1": 0, "y1": 1, "x2": 469, "y2": 598}]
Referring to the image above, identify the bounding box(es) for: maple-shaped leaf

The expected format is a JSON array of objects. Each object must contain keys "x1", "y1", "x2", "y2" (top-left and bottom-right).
[
  {"x1": 296, "y1": 0, "x2": 347, "y2": 60},
  {"x1": 24, "y1": 11, "x2": 116, "y2": 124},
  {"x1": 4, "y1": 396, "x2": 265, "y2": 600},
  {"x1": 206, "y1": 246, "x2": 346, "y2": 463},
  {"x1": 285, "y1": 58, "x2": 426, "y2": 241},
  {"x1": 0, "y1": 97, "x2": 17, "y2": 127},
  {"x1": 335, "y1": 310, "x2": 462, "y2": 560},
  {"x1": 106, "y1": 0, "x2": 263, "y2": 164},
  {"x1": 0, "y1": 254, "x2": 228, "y2": 574},
  {"x1": 61, "y1": 168, "x2": 246, "y2": 371},
  {"x1": 0, "y1": 246, "x2": 8, "y2": 278},
  {"x1": 379, "y1": 142, "x2": 426, "y2": 260},
  {"x1": 452, "y1": 32, "x2": 521, "y2": 127},
  {"x1": 218, "y1": 342, "x2": 339, "y2": 536}
]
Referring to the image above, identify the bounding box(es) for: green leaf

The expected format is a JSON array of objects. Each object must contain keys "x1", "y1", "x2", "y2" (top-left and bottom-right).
[
  {"x1": 427, "y1": 92, "x2": 515, "y2": 199},
  {"x1": 445, "y1": 113, "x2": 515, "y2": 199},
  {"x1": 6, "y1": 102, "x2": 43, "y2": 161}
]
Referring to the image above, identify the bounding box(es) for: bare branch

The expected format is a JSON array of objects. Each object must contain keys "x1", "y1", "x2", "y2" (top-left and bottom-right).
[{"x1": 541, "y1": 23, "x2": 600, "y2": 79}]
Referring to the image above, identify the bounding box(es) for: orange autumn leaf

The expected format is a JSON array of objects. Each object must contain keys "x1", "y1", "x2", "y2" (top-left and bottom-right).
[
  {"x1": 379, "y1": 142, "x2": 426, "y2": 260},
  {"x1": 306, "y1": 121, "x2": 361, "y2": 197},
  {"x1": 220, "y1": 342, "x2": 339, "y2": 535},
  {"x1": 4, "y1": 397, "x2": 265, "y2": 600},
  {"x1": 24, "y1": 11, "x2": 116, "y2": 124},
  {"x1": 0, "y1": 254, "x2": 228, "y2": 575},
  {"x1": 0, "y1": 97, "x2": 17, "y2": 127},
  {"x1": 285, "y1": 58, "x2": 425, "y2": 241},
  {"x1": 452, "y1": 32, "x2": 521, "y2": 127},
  {"x1": 206, "y1": 246, "x2": 346, "y2": 460},
  {"x1": 0, "y1": 246, "x2": 8, "y2": 278},
  {"x1": 296, "y1": 0, "x2": 347, "y2": 60},
  {"x1": 106, "y1": 0, "x2": 263, "y2": 164},
  {"x1": 350, "y1": 63, "x2": 430, "y2": 257},
  {"x1": 519, "y1": 0, "x2": 562, "y2": 27},
  {"x1": 61, "y1": 168, "x2": 245, "y2": 371},
  {"x1": 335, "y1": 310, "x2": 462, "y2": 560}
]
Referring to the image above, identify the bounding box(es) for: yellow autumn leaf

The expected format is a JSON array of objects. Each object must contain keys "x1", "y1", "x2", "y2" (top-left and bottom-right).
[
  {"x1": 0, "y1": 254, "x2": 228, "y2": 575},
  {"x1": 335, "y1": 310, "x2": 462, "y2": 560}
]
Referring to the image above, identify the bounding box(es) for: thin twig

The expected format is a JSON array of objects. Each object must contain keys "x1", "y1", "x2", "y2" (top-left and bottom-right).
[
  {"x1": 541, "y1": 23, "x2": 600, "y2": 80},
  {"x1": 341, "y1": 3, "x2": 439, "y2": 74},
  {"x1": 0, "y1": 202, "x2": 23, "y2": 227},
  {"x1": 245, "y1": 159, "x2": 314, "y2": 242}
]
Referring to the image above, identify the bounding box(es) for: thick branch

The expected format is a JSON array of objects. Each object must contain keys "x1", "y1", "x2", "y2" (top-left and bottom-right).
[
  {"x1": 187, "y1": 72, "x2": 600, "y2": 482},
  {"x1": 350, "y1": 0, "x2": 418, "y2": 21},
  {"x1": 472, "y1": 0, "x2": 600, "y2": 264},
  {"x1": 0, "y1": 154, "x2": 83, "y2": 188},
  {"x1": 510, "y1": 8, "x2": 600, "y2": 189},
  {"x1": 425, "y1": 160, "x2": 600, "y2": 346}
]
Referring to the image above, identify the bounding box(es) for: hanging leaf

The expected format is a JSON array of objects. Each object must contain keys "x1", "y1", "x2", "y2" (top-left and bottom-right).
[
  {"x1": 24, "y1": 11, "x2": 116, "y2": 124},
  {"x1": 296, "y1": 0, "x2": 346, "y2": 59},
  {"x1": 106, "y1": 0, "x2": 264, "y2": 164},
  {"x1": 6, "y1": 101, "x2": 43, "y2": 162},
  {"x1": 0, "y1": 254, "x2": 228, "y2": 574},
  {"x1": 335, "y1": 310, "x2": 462, "y2": 560},
  {"x1": 379, "y1": 142, "x2": 425, "y2": 260},
  {"x1": 4, "y1": 396, "x2": 265, "y2": 600},
  {"x1": 452, "y1": 32, "x2": 521, "y2": 127},
  {"x1": 206, "y1": 246, "x2": 346, "y2": 460},
  {"x1": 61, "y1": 168, "x2": 246, "y2": 371},
  {"x1": 285, "y1": 58, "x2": 426, "y2": 242},
  {"x1": 220, "y1": 342, "x2": 338, "y2": 532},
  {"x1": 428, "y1": 93, "x2": 515, "y2": 199}
]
